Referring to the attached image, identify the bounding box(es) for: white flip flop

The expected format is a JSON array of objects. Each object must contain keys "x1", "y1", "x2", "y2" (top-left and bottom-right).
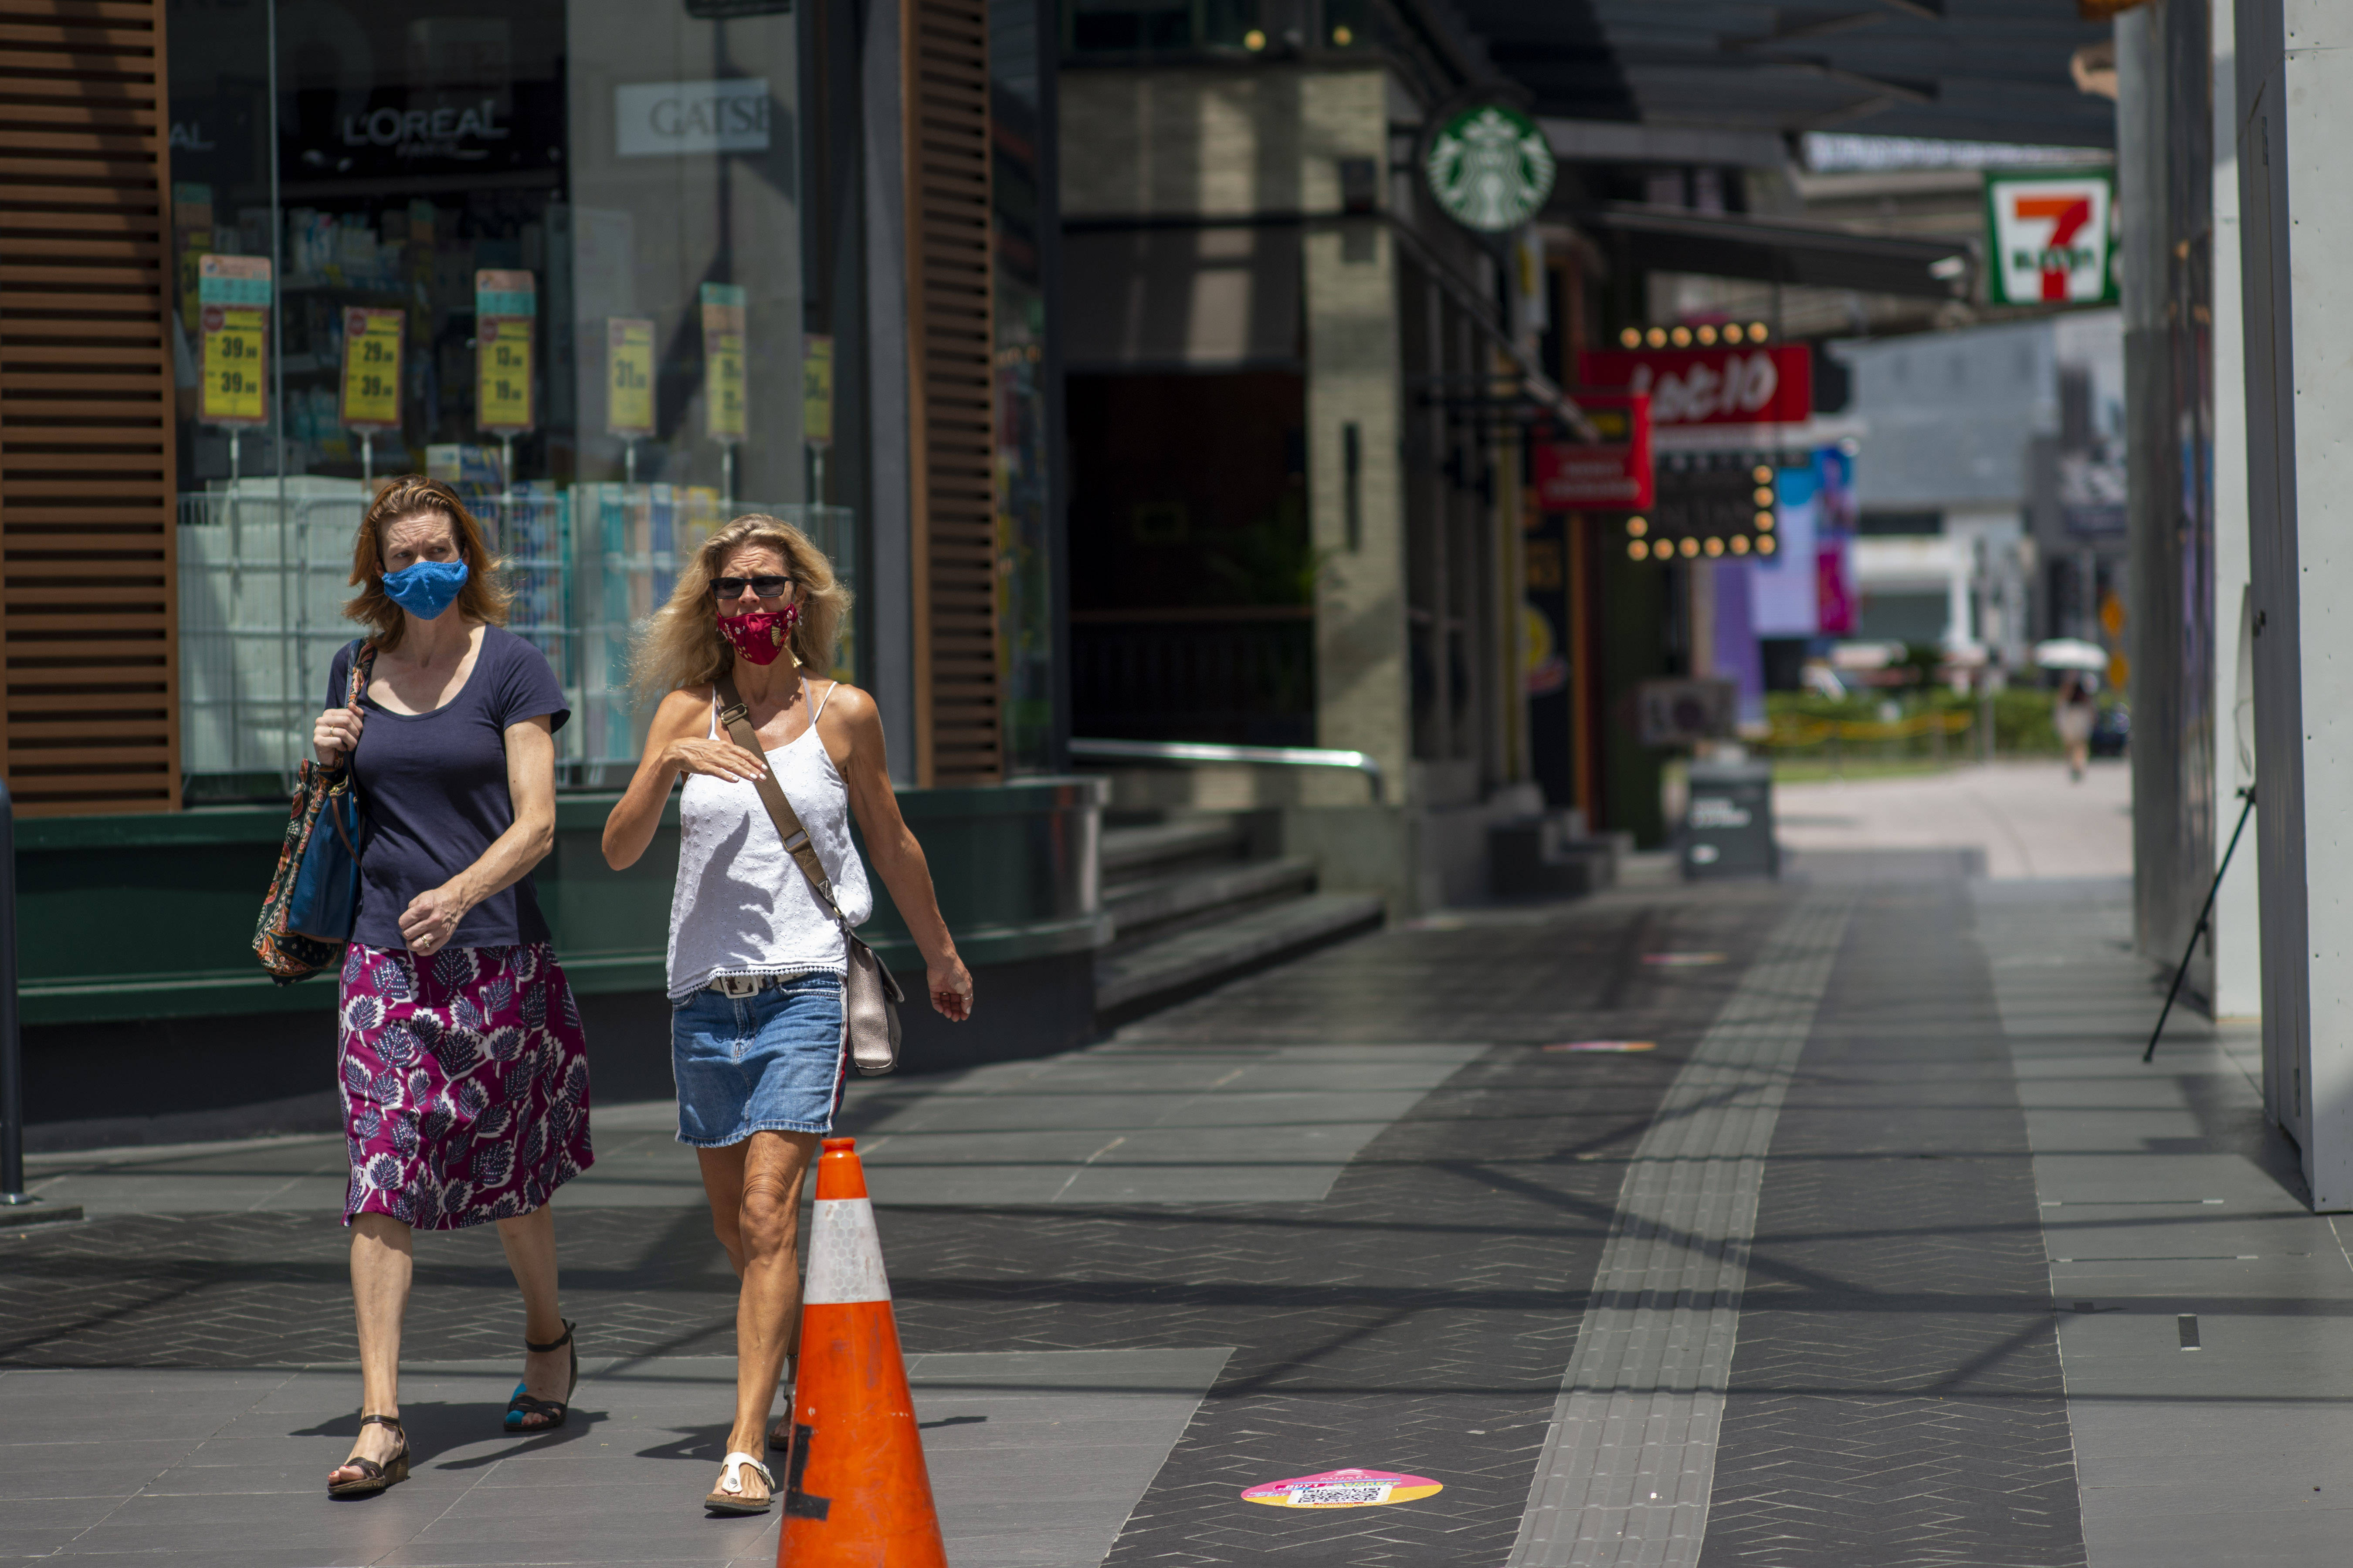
[{"x1": 705, "y1": 1450, "x2": 775, "y2": 1515}]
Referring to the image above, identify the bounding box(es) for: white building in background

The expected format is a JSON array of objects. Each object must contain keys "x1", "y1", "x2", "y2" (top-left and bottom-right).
[{"x1": 1832, "y1": 309, "x2": 2126, "y2": 666}]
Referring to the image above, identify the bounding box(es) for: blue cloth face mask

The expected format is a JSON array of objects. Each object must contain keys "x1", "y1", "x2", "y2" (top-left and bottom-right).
[{"x1": 381, "y1": 559, "x2": 469, "y2": 621}]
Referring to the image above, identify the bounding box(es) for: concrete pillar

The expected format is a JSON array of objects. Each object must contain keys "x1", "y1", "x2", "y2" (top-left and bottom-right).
[
  {"x1": 2119, "y1": 6, "x2": 2190, "y2": 977},
  {"x1": 1301, "y1": 70, "x2": 1408, "y2": 808},
  {"x1": 2237, "y1": 0, "x2": 2353, "y2": 1204},
  {"x1": 2212, "y1": 0, "x2": 2261, "y2": 1019}
]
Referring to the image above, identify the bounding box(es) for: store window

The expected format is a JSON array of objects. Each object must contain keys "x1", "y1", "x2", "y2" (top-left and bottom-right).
[{"x1": 167, "y1": 0, "x2": 858, "y2": 795}]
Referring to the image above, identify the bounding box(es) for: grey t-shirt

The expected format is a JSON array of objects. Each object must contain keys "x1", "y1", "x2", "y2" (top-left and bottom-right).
[{"x1": 329, "y1": 627, "x2": 570, "y2": 952}]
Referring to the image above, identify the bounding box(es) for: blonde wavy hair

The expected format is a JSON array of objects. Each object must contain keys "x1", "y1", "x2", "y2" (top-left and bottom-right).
[{"x1": 632, "y1": 514, "x2": 852, "y2": 700}]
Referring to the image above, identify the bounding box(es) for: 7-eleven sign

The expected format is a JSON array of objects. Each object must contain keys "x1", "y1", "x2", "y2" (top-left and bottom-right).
[{"x1": 1987, "y1": 172, "x2": 2117, "y2": 304}]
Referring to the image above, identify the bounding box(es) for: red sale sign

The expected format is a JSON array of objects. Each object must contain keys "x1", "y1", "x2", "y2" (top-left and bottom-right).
[
  {"x1": 1576, "y1": 345, "x2": 1812, "y2": 427},
  {"x1": 1535, "y1": 393, "x2": 1651, "y2": 510}
]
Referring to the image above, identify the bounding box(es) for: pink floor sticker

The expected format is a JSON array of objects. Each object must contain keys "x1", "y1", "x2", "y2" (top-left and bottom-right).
[
  {"x1": 1544, "y1": 1040, "x2": 1656, "y2": 1053},
  {"x1": 1240, "y1": 1469, "x2": 1444, "y2": 1509}
]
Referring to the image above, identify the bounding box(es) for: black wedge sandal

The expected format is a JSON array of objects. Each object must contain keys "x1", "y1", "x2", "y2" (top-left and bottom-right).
[
  {"x1": 327, "y1": 1414, "x2": 409, "y2": 1498},
  {"x1": 505, "y1": 1318, "x2": 580, "y2": 1432}
]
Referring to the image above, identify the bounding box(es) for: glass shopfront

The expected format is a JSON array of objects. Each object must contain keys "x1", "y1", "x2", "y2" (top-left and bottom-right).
[{"x1": 166, "y1": 0, "x2": 862, "y2": 792}]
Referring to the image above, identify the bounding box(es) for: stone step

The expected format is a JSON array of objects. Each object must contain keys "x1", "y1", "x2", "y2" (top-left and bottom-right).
[
  {"x1": 1103, "y1": 854, "x2": 1319, "y2": 946},
  {"x1": 1099, "y1": 816, "x2": 1251, "y2": 879},
  {"x1": 1095, "y1": 891, "x2": 1387, "y2": 1021}
]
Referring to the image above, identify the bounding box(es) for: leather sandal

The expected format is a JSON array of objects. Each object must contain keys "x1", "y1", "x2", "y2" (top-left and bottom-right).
[
  {"x1": 505, "y1": 1318, "x2": 579, "y2": 1432},
  {"x1": 705, "y1": 1450, "x2": 775, "y2": 1515},
  {"x1": 327, "y1": 1414, "x2": 409, "y2": 1498}
]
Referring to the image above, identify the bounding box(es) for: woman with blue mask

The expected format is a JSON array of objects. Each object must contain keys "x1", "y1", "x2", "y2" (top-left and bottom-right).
[{"x1": 312, "y1": 475, "x2": 593, "y2": 1498}]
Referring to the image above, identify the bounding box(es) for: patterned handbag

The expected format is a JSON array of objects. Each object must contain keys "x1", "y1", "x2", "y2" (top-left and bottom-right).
[{"x1": 252, "y1": 644, "x2": 376, "y2": 983}]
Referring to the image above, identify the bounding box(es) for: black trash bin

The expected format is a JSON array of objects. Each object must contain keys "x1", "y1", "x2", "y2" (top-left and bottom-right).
[{"x1": 1684, "y1": 757, "x2": 1777, "y2": 880}]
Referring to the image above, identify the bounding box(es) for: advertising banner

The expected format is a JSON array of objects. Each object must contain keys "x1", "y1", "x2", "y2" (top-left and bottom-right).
[
  {"x1": 338, "y1": 308, "x2": 404, "y2": 430},
  {"x1": 701, "y1": 282, "x2": 747, "y2": 443},
  {"x1": 1812, "y1": 446, "x2": 1858, "y2": 636},
  {"x1": 802, "y1": 334, "x2": 834, "y2": 447},
  {"x1": 1576, "y1": 345, "x2": 1811, "y2": 427},
  {"x1": 606, "y1": 317, "x2": 655, "y2": 437},
  {"x1": 1533, "y1": 393, "x2": 1651, "y2": 510},
  {"x1": 197, "y1": 254, "x2": 271, "y2": 427},
  {"x1": 1750, "y1": 461, "x2": 1820, "y2": 636},
  {"x1": 1985, "y1": 171, "x2": 2116, "y2": 304}
]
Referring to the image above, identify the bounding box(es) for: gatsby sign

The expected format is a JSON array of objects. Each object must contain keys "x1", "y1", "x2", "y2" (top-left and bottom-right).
[
  {"x1": 1424, "y1": 103, "x2": 1554, "y2": 233},
  {"x1": 1986, "y1": 171, "x2": 2116, "y2": 304}
]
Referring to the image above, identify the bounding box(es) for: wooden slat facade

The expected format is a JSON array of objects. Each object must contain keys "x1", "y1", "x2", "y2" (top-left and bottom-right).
[
  {"x1": 0, "y1": 0, "x2": 177, "y2": 816},
  {"x1": 902, "y1": 0, "x2": 1000, "y2": 786}
]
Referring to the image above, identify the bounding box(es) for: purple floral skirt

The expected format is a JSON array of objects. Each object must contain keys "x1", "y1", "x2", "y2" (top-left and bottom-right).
[{"x1": 337, "y1": 941, "x2": 594, "y2": 1230}]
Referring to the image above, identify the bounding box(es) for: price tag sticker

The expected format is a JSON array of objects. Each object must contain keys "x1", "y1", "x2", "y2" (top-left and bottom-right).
[
  {"x1": 478, "y1": 316, "x2": 536, "y2": 433},
  {"x1": 607, "y1": 316, "x2": 655, "y2": 437},
  {"x1": 339, "y1": 307, "x2": 404, "y2": 430},
  {"x1": 701, "y1": 282, "x2": 746, "y2": 443},
  {"x1": 200, "y1": 304, "x2": 268, "y2": 426}
]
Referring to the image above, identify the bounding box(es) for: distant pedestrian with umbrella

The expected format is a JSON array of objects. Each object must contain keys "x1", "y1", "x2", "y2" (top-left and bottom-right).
[
  {"x1": 2036, "y1": 638, "x2": 2107, "y2": 783},
  {"x1": 2054, "y1": 673, "x2": 2098, "y2": 781}
]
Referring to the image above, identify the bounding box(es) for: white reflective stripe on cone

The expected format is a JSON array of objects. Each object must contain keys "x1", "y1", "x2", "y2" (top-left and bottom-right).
[{"x1": 802, "y1": 1197, "x2": 893, "y2": 1304}]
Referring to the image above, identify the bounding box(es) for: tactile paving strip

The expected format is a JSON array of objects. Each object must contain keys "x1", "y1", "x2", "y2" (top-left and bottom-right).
[{"x1": 1510, "y1": 897, "x2": 1852, "y2": 1568}]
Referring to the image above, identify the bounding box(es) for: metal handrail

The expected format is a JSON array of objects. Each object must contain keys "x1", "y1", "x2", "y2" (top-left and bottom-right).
[{"x1": 1068, "y1": 737, "x2": 1385, "y2": 803}]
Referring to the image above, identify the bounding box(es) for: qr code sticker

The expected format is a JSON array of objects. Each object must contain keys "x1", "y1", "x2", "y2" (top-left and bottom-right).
[{"x1": 1289, "y1": 1483, "x2": 1391, "y2": 1507}]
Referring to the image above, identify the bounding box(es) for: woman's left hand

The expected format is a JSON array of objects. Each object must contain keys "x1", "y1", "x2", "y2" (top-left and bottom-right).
[
  {"x1": 926, "y1": 954, "x2": 973, "y2": 1022},
  {"x1": 399, "y1": 884, "x2": 469, "y2": 954}
]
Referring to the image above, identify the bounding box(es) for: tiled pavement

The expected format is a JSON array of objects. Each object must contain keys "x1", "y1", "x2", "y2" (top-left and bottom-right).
[
  {"x1": 1698, "y1": 860, "x2": 2081, "y2": 1568},
  {"x1": 4, "y1": 833, "x2": 2348, "y2": 1567}
]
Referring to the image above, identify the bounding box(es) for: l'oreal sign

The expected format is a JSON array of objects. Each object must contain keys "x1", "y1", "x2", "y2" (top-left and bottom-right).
[
  {"x1": 615, "y1": 79, "x2": 771, "y2": 158},
  {"x1": 342, "y1": 98, "x2": 511, "y2": 158}
]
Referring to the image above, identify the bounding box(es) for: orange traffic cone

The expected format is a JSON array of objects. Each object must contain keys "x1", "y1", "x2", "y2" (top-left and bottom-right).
[{"x1": 778, "y1": 1137, "x2": 948, "y2": 1567}]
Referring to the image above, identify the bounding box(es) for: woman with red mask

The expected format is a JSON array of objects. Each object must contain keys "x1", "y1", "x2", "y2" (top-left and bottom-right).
[{"x1": 600, "y1": 514, "x2": 972, "y2": 1515}]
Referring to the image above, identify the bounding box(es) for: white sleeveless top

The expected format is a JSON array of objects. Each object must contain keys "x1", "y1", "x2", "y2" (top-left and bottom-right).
[{"x1": 665, "y1": 680, "x2": 875, "y2": 1000}]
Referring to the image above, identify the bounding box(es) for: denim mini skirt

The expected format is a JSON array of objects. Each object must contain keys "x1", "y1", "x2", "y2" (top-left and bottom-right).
[{"x1": 671, "y1": 972, "x2": 848, "y2": 1147}]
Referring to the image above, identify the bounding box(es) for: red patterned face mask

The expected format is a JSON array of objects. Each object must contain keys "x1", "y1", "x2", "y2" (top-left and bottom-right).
[{"x1": 717, "y1": 604, "x2": 800, "y2": 666}]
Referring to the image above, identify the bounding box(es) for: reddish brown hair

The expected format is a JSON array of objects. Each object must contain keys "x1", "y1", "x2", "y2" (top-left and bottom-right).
[{"x1": 342, "y1": 475, "x2": 512, "y2": 650}]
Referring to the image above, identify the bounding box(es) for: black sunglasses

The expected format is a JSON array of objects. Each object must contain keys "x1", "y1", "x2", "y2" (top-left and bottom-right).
[{"x1": 711, "y1": 575, "x2": 792, "y2": 600}]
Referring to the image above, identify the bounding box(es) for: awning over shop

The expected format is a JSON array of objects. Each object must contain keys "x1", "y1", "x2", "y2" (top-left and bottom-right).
[
  {"x1": 1586, "y1": 203, "x2": 1971, "y2": 300},
  {"x1": 1061, "y1": 224, "x2": 1302, "y2": 373},
  {"x1": 1459, "y1": 0, "x2": 2114, "y2": 150}
]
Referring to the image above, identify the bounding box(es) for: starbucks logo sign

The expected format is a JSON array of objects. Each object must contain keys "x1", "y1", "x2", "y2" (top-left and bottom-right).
[{"x1": 1424, "y1": 104, "x2": 1555, "y2": 233}]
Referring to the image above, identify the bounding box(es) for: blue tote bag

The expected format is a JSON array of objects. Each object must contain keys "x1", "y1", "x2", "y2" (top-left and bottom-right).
[{"x1": 253, "y1": 644, "x2": 373, "y2": 980}]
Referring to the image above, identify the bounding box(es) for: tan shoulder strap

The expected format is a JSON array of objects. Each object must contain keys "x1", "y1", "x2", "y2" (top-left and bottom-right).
[{"x1": 714, "y1": 671, "x2": 845, "y2": 921}]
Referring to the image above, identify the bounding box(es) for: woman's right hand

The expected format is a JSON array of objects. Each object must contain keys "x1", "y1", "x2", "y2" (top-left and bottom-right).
[
  {"x1": 663, "y1": 737, "x2": 768, "y2": 783},
  {"x1": 314, "y1": 703, "x2": 363, "y2": 767}
]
